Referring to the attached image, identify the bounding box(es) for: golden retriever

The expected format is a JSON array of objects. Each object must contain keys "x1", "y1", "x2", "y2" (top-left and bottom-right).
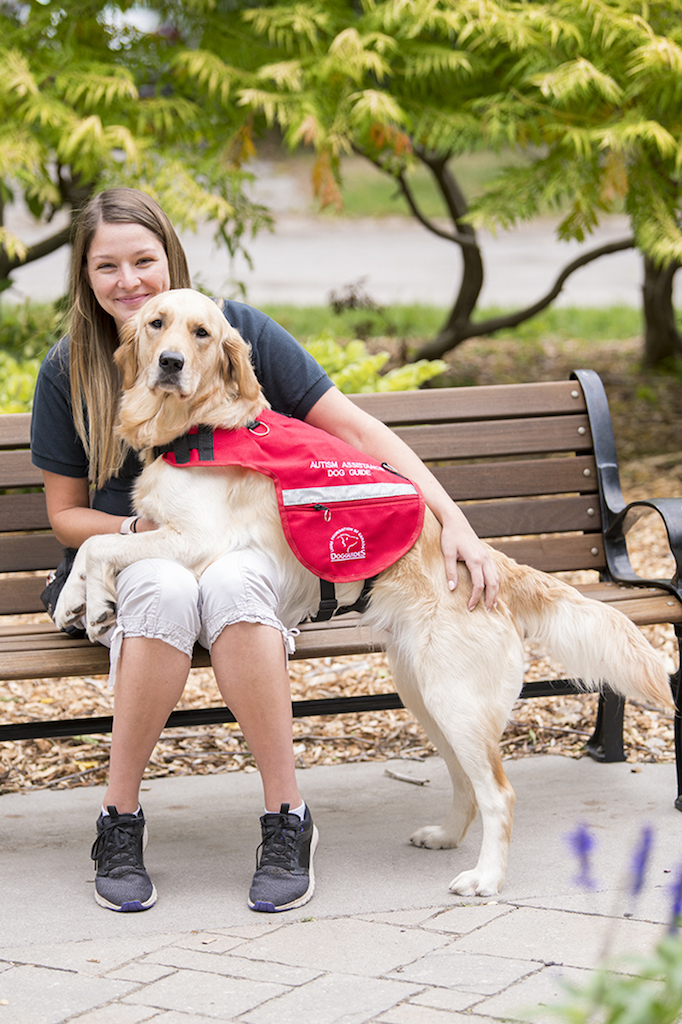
[{"x1": 54, "y1": 288, "x2": 674, "y2": 897}]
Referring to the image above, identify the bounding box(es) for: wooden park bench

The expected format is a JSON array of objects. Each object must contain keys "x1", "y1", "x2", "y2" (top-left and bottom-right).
[{"x1": 1, "y1": 369, "x2": 681, "y2": 806}]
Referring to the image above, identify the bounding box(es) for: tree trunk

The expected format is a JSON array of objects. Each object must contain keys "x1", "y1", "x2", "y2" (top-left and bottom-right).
[{"x1": 642, "y1": 256, "x2": 682, "y2": 366}]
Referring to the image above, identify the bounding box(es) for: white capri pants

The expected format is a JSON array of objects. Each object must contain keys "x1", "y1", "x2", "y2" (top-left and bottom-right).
[{"x1": 101, "y1": 549, "x2": 299, "y2": 688}]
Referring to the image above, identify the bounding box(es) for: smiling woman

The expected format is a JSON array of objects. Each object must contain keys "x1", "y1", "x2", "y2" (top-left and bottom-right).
[{"x1": 85, "y1": 223, "x2": 171, "y2": 329}]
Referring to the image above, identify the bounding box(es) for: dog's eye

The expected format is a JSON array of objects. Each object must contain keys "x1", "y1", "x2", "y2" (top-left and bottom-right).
[
  {"x1": 196, "y1": 327, "x2": 209, "y2": 338},
  {"x1": 149, "y1": 318, "x2": 163, "y2": 329}
]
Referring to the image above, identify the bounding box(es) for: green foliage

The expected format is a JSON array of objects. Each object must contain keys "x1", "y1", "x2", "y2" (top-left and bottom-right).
[
  {"x1": 262, "y1": 301, "x2": 450, "y2": 341},
  {"x1": 303, "y1": 332, "x2": 445, "y2": 392},
  {"x1": 0, "y1": 1, "x2": 271, "y2": 286},
  {"x1": 0, "y1": 351, "x2": 41, "y2": 413},
  {"x1": 0, "y1": 302, "x2": 62, "y2": 359},
  {"x1": 546, "y1": 934, "x2": 682, "y2": 1024},
  {"x1": 262, "y1": 302, "x2": 642, "y2": 345},
  {"x1": 198, "y1": 0, "x2": 682, "y2": 265},
  {"x1": 0, "y1": 301, "x2": 62, "y2": 412}
]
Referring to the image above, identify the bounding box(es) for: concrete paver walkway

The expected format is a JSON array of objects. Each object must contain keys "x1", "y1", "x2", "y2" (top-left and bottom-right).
[{"x1": 1, "y1": 755, "x2": 681, "y2": 1023}]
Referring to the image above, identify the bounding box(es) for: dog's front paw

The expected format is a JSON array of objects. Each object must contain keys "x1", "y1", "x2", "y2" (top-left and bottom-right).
[
  {"x1": 84, "y1": 597, "x2": 117, "y2": 640},
  {"x1": 53, "y1": 575, "x2": 87, "y2": 631},
  {"x1": 410, "y1": 825, "x2": 459, "y2": 850},
  {"x1": 448, "y1": 868, "x2": 502, "y2": 898}
]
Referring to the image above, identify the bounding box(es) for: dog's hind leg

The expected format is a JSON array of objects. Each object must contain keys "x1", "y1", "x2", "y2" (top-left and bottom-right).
[{"x1": 389, "y1": 613, "x2": 523, "y2": 897}]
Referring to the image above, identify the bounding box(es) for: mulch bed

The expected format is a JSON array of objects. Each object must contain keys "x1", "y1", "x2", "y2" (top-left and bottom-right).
[{"x1": 1, "y1": 337, "x2": 680, "y2": 793}]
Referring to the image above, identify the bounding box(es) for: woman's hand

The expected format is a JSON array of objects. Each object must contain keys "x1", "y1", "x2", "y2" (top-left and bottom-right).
[{"x1": 439, "y1": 510, "x2": 499, "y2": 612}]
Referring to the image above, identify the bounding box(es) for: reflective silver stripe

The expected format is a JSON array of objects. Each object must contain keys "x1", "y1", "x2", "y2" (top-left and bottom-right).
[{"x1": 282, "y1": 482, "x2": 417, "y2": 506}]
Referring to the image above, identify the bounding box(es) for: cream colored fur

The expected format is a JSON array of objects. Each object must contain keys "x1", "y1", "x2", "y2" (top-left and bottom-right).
[{"x1": 55, "y1": 289, "x2": 674, "y2": 898}]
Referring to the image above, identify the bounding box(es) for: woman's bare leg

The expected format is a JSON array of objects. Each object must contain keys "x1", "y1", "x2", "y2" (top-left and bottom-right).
[
  {"x1": 103, "y1": 637, "x2": 190, "y2": 812},
  {"x1": 210, "y1": 621, "x2": 301, "y2": 811}
]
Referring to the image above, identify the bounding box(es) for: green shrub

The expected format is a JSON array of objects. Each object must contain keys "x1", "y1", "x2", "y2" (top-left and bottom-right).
[
  {"x1": 304, "y1": 332, "x2": 446, "y2": 392},
  {"x1": 0, "y1": 352, "x2": 43, "y2": 413}
]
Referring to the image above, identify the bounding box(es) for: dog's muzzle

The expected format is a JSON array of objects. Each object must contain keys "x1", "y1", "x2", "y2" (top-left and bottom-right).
[{"x1": 153, "y1": 349, "x2": 187, "y2": 390}]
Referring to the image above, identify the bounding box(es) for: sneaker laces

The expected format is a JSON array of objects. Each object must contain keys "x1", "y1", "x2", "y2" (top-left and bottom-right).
[
  {"x1": 255, "y1": 808, "x2": 301, "y2": 871},
  {"x1": 91, "y1": 812, "x2": 146, "y2": 875}
]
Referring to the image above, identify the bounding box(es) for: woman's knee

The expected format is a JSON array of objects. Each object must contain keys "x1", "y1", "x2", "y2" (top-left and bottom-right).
[
  {"x1": 116, "y1": 559, "x2": 201, "y2": 634},
  {"x1": 199, "y1": 550, "x2": 285, "y2": 649}
]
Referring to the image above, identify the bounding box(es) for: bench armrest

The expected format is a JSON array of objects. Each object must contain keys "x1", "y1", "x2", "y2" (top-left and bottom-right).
[
  {"x1": 603, "y1": 498, "x2": 682, "y2": 601},
  {"x1": 571, "y1": 370, "x2": 682, "y2": 603}
]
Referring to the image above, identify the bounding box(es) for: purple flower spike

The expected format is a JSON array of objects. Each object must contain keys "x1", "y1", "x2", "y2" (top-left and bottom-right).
[
  {"x1": 668, "y1": 864, "x2": 682, "y2": 935},
  {"x1": 566, "y1": 822, "x2": 598, "y2": 890},
  {"x1": 629, "y1": 824, "x2": 654, "y2": 898}
]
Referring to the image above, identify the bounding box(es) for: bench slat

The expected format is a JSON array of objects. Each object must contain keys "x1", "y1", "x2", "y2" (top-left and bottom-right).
[
  {"x1": 0, "y1": 450, "x2": 44, "y2": 487},
  {"x1": 395, "y1": 414, "x2": 593, "y2": 461},
  {"x1": 434, "y1": 456, "x2": 598, "y2": 501},
  {"x1": 465, "y1": 494, "x2": 601, "y2": 538},
  {"x1": 492, "y1": 534, "x2": 605, "y2": 572},
  {"x1": 0, "y1": 617, "x2": 388, "y2": 682},
  {"x1": 0, "y1": 493, "x2": 53, "y2": 532},
  {"x1": 0, "y1": 413, "x2": 31, "y2": 449},
  {"x1": 0, "y1": 533, "x2": 62, "y2": 572},
  {"x1": 350, "y1": 381, "x2": 586, "y2": 423}
]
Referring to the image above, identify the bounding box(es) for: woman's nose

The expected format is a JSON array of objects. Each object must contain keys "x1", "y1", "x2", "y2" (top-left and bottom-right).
[{"x1": 118, "y1": 263, "x2": 141, "y2": 288}]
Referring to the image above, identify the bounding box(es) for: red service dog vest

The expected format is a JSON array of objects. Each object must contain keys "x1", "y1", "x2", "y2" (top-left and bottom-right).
[{"x1": 157, "y1": 409, "x2": 424, "y2": 583}]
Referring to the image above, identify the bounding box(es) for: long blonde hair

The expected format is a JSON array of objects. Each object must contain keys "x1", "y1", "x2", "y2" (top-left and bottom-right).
[{"x1": 68, "y1": 188, "x2": 191, "y2": 487}]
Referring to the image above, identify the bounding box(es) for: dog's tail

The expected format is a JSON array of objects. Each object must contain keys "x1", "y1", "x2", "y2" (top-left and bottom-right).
[{"x1": 495, "y1": 551, "x2": 674, "y2": 710}]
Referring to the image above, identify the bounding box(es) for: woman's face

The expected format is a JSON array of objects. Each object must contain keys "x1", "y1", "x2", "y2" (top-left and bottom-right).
[{"x1": 85, "y1": 221, "x2": 171, "y2": 330}]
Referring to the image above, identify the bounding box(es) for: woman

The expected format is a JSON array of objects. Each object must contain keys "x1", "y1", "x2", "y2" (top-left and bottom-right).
[{"x1": 31, "y1": 187, "x2": 499, "y2": 915}]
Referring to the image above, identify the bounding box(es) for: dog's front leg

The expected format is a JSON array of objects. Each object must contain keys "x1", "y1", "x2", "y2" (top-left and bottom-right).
[
  {"x1": 54, "y1": 534, "x2": 124, "y2": 639},
  {"x1": 54, "y1": 530, "x2": 197, "y2": 642}
]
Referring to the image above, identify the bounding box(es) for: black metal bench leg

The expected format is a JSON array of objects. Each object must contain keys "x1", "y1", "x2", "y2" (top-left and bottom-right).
[
  {"x1": 672, "y1": 624, "x2": 682, "y2": 812},
  {"x1": 586, "y1": 689, "x2": 626, "y2": 763}
]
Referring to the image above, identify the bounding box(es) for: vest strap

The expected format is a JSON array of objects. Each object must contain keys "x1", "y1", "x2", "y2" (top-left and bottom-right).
[
  {"x1": 154, "y1": 425, "x2": 214, "y2": 463},
  {"x1": 311, "y1": 576, "x2": 378, "y2": 622}
]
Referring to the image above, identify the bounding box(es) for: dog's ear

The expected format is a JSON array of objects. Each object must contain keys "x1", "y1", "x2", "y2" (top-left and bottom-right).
[
  {"x1": 221, "y1": 326, "x2": 262, "y2": 402},
  {"x1": 114, "y1": 317, "x2": 140, "y2": 391}
]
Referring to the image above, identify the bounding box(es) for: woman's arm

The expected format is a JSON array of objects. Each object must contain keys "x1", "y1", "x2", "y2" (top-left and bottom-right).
[
  {"x1": 42, "y1": 471, "x2": 155, "y2": 547},
  {"x1": 305, "y1": 387, "x2": 499, "y2": 611}
]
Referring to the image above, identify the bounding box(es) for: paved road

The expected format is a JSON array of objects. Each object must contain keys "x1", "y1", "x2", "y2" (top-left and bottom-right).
[{"x1": 5, "y1": 201, "x2": 667, "y2": 310}]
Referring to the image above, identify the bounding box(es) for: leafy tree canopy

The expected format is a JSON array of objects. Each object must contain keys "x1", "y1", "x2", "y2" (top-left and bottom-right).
[
  {"x1": 170, "y1": 0, "x2": 682, "y2": 361},
  {"x1": 0, "y1": 0, "x2": 270, "y2": 291}
]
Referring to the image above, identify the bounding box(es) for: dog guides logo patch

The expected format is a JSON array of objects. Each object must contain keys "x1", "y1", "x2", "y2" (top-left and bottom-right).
[{"x1": 329, "y1": 527, "x2": 366, "y2": 564}]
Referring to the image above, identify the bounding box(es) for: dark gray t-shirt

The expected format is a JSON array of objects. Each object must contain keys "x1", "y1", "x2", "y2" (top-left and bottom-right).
[{"x1": 31, "y1": 299, "x2": 334, "y2": 516}]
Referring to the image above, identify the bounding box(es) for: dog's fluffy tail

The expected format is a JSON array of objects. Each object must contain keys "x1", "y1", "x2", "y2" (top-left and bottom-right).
[{"x1": 496, "y1": 552, "x2": 674, "y2": 710}]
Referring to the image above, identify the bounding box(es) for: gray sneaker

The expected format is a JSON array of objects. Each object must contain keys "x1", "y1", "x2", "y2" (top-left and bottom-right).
[
  {"x1": 91, "y1": 805, "x2": 157, "y2": 912},
  {"x1": 249, "y1": 803, "x2": 318, "y2": 913}
]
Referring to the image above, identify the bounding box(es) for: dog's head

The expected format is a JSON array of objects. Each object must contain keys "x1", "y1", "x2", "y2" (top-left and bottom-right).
[{"x1": 114, "y1": 289, "x2": 268, "y2": 450}]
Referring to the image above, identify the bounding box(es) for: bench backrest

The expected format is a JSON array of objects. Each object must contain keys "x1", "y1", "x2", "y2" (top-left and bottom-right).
[
  {"x1": 352, "y1": 379, "x2": 602, "y2": 573},
  {"x1": 0, "y1": 378, "x2": 604, "y2": 615}
]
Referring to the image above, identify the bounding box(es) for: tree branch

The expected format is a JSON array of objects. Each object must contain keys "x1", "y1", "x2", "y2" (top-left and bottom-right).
[
  {"x1": 414, "y1": 236, "x2": 636, "y2": 361},
  {"x1": 0, "y1": 223, "x2": 73, "y2": 280},
  {"x1": 352, "y1": 143, "x2": 476, "y2": 247},
  {"x1": 394, "y1": 168, "x2": 477, "y2": 247}
]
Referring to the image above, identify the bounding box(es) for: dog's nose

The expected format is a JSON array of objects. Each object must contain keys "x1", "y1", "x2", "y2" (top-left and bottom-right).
[{"x1": 158, "y1": 350, "x2": 185, "y2": 373}]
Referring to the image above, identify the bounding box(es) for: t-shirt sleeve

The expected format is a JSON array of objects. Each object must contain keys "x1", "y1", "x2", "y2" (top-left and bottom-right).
[
  {"x1": 30, "y1": 340, "x2": 90, "y2": 479},
  {"x1": 222, "y1": 301, "x2": 334, "y2": 419}
]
